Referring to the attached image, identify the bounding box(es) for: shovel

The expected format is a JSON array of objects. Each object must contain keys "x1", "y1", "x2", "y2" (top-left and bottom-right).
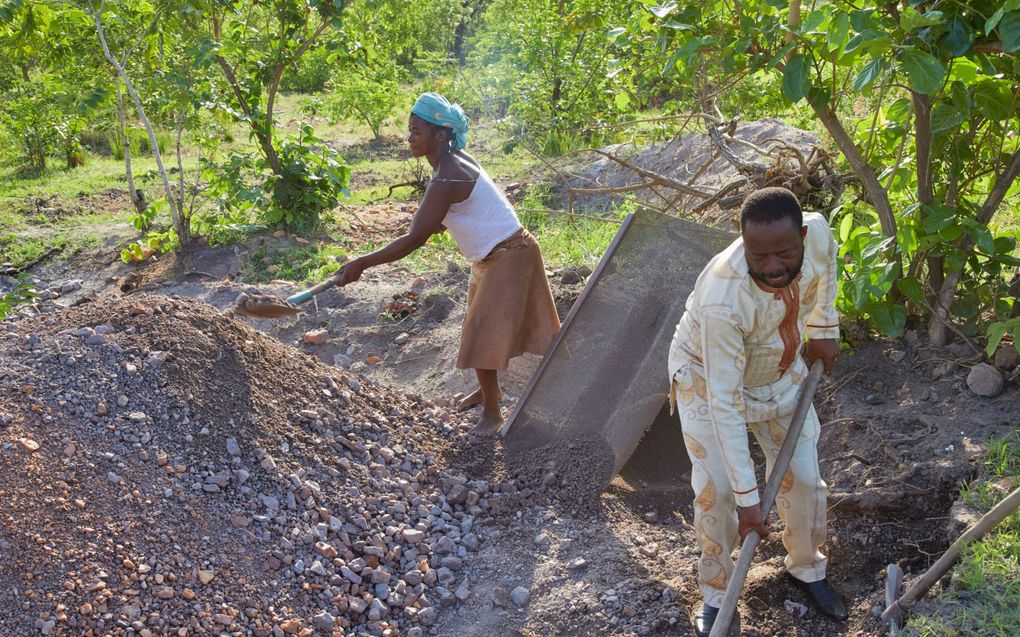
[
  {"x1": 709, "y1": 359, "x2": 824, "y2": 637},
  {"x1": 230, "y1": 273, "x2": 343, "y2": 319}
]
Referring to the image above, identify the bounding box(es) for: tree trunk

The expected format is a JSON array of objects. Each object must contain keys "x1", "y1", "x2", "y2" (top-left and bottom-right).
[
  {"x1": 92, "y1": 7, "x2": 188, "y2": 246},
  {"x1": 928, "y1": 148, "x2": 1020, "y2": 345},
  {"x1": 814, "y1": 106, "x2": 897, "y2": 238},
  {"x1": 116, "y1": 78, "x2": 146, "y2": 214}
]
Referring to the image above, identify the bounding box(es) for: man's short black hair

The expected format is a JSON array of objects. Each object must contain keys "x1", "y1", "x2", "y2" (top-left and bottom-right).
[{"x1": 740, "y1": 187, "x2": 803, "y2": 230}]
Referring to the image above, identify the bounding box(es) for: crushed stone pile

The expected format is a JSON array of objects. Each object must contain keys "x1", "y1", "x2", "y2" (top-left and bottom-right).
[{"x1": 0, "y1": 295, "x2": 594, "y2": 637}]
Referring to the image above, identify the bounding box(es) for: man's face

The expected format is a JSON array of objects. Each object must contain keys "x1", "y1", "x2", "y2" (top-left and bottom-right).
[{"x1": 742, "y1": 217, "x2": 807, "y2": 288}]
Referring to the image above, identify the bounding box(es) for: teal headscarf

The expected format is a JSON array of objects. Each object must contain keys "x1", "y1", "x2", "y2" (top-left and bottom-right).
[{"x1": 411, "y1": 92, "x2": 469, "y2": 150}]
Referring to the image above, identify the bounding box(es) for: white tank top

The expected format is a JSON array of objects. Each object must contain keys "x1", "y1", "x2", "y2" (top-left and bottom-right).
[{"x1": 441, "y1": 168, "x2": 523, "y2": 262}]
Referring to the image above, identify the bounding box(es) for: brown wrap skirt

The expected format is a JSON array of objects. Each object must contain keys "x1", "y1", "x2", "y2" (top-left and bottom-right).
[{"x1": 456, "y1": 230, "x2": 560, "y2": 370}]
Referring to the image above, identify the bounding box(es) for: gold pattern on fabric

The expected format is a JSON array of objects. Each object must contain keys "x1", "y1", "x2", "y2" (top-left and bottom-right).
[
  {"x1": 696, "y1": 479, "x2": 717, "y2": 511},
  {"x1": 780, "y1": 468, "x2": 795, "y2": 494},
  {"x1": 685, "y1": 433, "x2": 708, "y2": 460}
]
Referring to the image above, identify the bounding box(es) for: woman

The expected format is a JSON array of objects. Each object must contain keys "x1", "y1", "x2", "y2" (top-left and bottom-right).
[{"x1": 334, "y1": 93, "x2": 560, "y2": 434}]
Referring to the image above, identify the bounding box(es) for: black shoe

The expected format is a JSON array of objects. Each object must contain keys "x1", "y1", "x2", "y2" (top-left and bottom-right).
[
  {"x1": 786, "y1": 573, "x2": 849, "y2": 621},
  {"x1": 693, "y1": 604, "x2": 718, "y2": 637}
]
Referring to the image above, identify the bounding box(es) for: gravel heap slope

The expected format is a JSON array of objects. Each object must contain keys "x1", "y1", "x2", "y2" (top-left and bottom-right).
[{"x1": 0, "y1": 296, "x2": 508, "y2": 637}]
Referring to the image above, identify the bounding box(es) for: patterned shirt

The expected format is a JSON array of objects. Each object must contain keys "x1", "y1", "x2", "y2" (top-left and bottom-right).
[{"x1": 668, "y1": 212, "x2": 839, "y2": 504}]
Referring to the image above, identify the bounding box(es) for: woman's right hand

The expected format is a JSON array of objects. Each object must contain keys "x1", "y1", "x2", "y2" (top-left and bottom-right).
[{"x1": 334, "y1": 258, "x2": 367, "y2": 287}]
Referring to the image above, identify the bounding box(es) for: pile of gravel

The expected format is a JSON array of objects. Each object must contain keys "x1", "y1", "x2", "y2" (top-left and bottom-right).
[{"x1": 0, "y1": 296, "x2": 531, "y2": 637}]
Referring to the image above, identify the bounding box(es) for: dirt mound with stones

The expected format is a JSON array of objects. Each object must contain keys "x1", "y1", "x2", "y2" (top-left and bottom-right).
[{"x1": 0, "y1": 296, "x2": 560, "y2": 637}]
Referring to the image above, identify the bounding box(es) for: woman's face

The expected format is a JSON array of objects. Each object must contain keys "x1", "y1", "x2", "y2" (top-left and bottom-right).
[{"x1": 407, "y1": 114, "x2": 441, "y2": 157}]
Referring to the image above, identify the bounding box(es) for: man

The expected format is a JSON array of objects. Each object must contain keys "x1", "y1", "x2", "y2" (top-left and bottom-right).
[{"x1": 668, "y1": 187, "x2": 846, "y2": 636}]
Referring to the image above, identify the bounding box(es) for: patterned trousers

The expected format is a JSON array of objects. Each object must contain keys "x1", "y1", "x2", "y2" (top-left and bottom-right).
[{"x1": 673, "y1": 363, "x2": 829, "y2": 607}]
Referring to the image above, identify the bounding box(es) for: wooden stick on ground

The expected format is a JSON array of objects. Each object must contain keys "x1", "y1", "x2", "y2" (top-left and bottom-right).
[
  {"x1": 881, "y1": 485, "x2": 1020, "y2": 626},
  {"x1": 710, "y1": 359, "x2": 825, "y2": 637}
]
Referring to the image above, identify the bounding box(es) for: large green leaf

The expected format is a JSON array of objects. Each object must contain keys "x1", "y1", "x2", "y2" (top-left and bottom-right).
[
  {"x1": 869, "y1": 301, "x2": 907, "y2": 336},
  {"x1": 948, "y1": 58, "x2": 981, "y2": 83},
  {"x1": 931, "y1": 102, "x2": 968, "y2": 135},
  {"x1": 974, "y1": 78, "x2": 1013, "y2": 121},
  {"x1": 999, "y1": 11, "x2": 1020, "y2": 52},
  {"x1": 782, "y1": 54, "x2": 812, "y2": 102},
  {"x1": 827, "y1": 13, "x2": 849, "y2": 52},
  {"x1": 886, "y1": 97, "x2": 912, "y2": 122},
  {"x1": 899, "y1": 8, "x2": 943, "y2": 32},
  {"x1": 941, "y1": 16, "x2": 972, "y2": 57},
  {"x1": 900, "y1": 48, "x2": 944, "y2": 95},
  {"x1": 853, "y1": 56, "x2": 884, "y2": 93},
  {"x1": 897, "y1": 276, "x2": 925, "y2": 304}
]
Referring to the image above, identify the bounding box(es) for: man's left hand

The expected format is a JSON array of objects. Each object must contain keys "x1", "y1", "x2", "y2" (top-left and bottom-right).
[{"x1": 805, "y1": 338, "x2": 840, "y2": 374}]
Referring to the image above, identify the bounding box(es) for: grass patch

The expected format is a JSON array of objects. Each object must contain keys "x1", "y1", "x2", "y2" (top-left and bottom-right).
[
  {"x1": 245, "y1": 243, "x2": 347, "y2": 284},
  {"x1": 902, "y1": 432, "x2": 1020, "y2": 637},
  {"x1": 0, "y1": 232, "x2": 103, "y2": 269}
]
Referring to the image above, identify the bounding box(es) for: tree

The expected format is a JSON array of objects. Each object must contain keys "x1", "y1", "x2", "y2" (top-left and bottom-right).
[
  {"x1": 616, "y1": 1, "x2": 1020, "y2": 344},
  {"x1": 463, "y1": 0, "x2": 634, "y2": 152}
]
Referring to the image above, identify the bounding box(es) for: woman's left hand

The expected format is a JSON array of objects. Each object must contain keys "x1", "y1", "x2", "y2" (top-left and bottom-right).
[{"x1": 334, "y1": 258, "x2": 367, "y2": 287}]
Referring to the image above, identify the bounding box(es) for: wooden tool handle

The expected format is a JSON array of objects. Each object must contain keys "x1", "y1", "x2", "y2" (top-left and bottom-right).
[
  {"x1": 286, "y1": 273, "x2": 343, "y2": 305},
  {"x1": 709, "y1": 359, "x2": 825, "y2": 637}
]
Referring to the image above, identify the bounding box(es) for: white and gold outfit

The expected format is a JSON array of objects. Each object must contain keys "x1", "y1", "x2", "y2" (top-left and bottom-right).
[{"x1": 668, "y1": 212, "x2": 840, "y2": 607}]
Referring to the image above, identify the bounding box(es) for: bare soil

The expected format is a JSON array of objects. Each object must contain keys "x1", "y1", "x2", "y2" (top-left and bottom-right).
[{"x1": 2, "y1": 206, "x2": 1018, "y2": 637}]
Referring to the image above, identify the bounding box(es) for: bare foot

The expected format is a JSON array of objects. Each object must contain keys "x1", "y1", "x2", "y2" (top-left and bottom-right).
[
  {"x1": 455, "y1": 388, "x2": 483, "y2": 412},
  {"x1": 471, "y1": 409, "x2": 505, "y2": 436}
]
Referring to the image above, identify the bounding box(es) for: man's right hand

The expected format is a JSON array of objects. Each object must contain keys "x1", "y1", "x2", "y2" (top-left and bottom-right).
[{"x1": 737, "y1": 504, "x2": 769, "y2": 540}]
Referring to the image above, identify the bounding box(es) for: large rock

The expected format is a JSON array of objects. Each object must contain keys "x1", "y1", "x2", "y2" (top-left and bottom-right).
[{"x1": 967, "y1": 363, "x2": 1004, "y2": 397}]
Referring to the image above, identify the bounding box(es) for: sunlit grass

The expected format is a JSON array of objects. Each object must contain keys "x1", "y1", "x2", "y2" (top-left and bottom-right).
[{"x1": 902, "y1": 432, "x2": 1020, "y2": 637}]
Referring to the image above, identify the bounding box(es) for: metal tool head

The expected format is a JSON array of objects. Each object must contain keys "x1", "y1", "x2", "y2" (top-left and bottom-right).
[{"x1": 230, "y1": 292, "x2": 304, "y2": 319}]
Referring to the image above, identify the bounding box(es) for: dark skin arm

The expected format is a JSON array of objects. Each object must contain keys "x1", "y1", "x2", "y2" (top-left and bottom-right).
[
  {"x1": 738, "y1": 339, "x2": 839, "y2": 539},
  {"x1": 334, "y1": 162, "x2": 476, "y2": 285}
]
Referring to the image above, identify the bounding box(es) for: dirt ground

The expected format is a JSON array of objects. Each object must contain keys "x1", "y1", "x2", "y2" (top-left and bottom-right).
[{"x1": 2, "y1": 205, "x2": 1018, "y2": 637}]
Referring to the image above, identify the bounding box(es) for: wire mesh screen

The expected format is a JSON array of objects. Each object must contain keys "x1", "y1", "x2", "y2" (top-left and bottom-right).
[{"x1": 502, "y1": 210, "x2": 736, "y2": 475}]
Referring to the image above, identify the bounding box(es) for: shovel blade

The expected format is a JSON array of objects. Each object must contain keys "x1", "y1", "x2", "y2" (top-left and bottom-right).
[{"x1": 232, "y1": 293, "x2": 303, "y2": 319}]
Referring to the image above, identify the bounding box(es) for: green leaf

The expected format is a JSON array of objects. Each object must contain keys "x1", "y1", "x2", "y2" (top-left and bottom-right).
[
  {"x1": 930, "y1": 102, "x2": 967, "y2": 135},
  {"x1": 985, "y1": 320, "x2": 1010, "y2": 356},
  {"x1": 942, "y1": 17, "x2": 972, "y2": 57},
  {"x1": 948, "y1": 58, "x2": 981, "y2": 83},
  {"x1": 782, "y1": 54, "x2": 812, "y2": 102},
  {"x1": 994, "y1": 237, "x2": 1017, "y2": 254},
  {"x1": 827, "y1": 13, "x2": 850, "y2": 52},
  {"x1": 900, "y1": 48, "x2": 944, "y2": 95},
  {"x1": 614, "y1": 91, "x2": 631, "y2": 110},
  {"x1": 886, "y1": 97, "x2": 912, "y2": 122},
  {"x1": 974, "y1": 79, "x2": 1013, "y2": 121},
  {"x1": 800, "y1": 8, "x2": 829, "y2": 34},
  {"x1": 900, "y1": 8, "x2": 943, "y2": 32},
  {"x1": 839, "y1": 212, "x2": 854, "y2": 242},
  {"x1": 897, "y1": 276, "x2": 925, "y2": 303},
  {"x1": 607, "y1": 27, "x2": 627, "y2": 41},
  {"x1": 853, "y1": 57, "x2": 884, "y2": 92},
  {"x1": 869, "y1": 301, "x2": 907, "y2": 336},
  {"x1": 999, "y1": 11, "x2": 1020, "y2": 52},
  {"x1": 806, "y1": 85, "x2": 831, "y2": 109},
  {"x1": 649, "y1": 1, "x2": 677, "y2": 19},
  {"x1": 986, "y1": 7, "x2": 1007, "y2": 33},
  {"x1": 973, "y1": 226, "x2": 996, "y2": 254}
]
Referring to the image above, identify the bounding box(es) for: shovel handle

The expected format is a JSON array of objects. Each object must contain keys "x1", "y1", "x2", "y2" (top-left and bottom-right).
[
  {"x1": 286, "y1": 273, "x2": 343, "y2": 305},
  {"x1": 709, "y1": 359, "x2": 824, "y2": 637}
]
